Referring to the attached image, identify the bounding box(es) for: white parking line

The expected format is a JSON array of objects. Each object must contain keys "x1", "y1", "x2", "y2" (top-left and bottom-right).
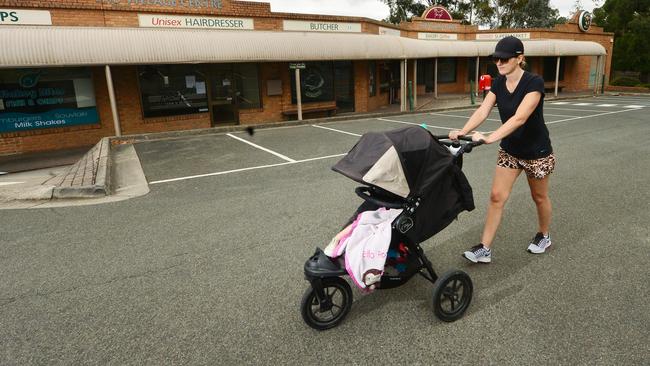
[
  {"x1": 596, "y1": 104, "x2": 617, "y2": 107},
  {"x1": 594, "y1": 96, "x2": 650, "y2": 102},
  {"x1": 573, "y1": 103, "x2": 593, "y2": 106},
  {"x1": 226, "y1": 133, "x2": 296, "y2": 163},
  {"x1": 150, "y1": 153, "x2": 346, "y2": 184},
  {"x1": 311, "y1": 124, "x2": 361, "y2": 137},
  {"x1": 546, "y1": 108, "x2": 640, "y2": 125},
  {"x1": 0, "y1": 182, "x2": 23, "y2": 186},
  {"x1": 550, "y1": 102, "x2": 570, "y2": 105},
  {"x1": 624, "y1": 105, "x2": 645, "y2": 109},
  {"x1": 544, "y1": 113, "x2": 578, "y2": 118},
  {"x1": 545, "y1": 106, "x2": 614, "y2": 112}
]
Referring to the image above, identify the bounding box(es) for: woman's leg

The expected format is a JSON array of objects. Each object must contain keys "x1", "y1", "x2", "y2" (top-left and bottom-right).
[
  {"x1": 527, "y1": 175, "x2": 552, "y2": 235},
  {"x1": 481, "y1": 166, "x2": 522, "y2": 248}
]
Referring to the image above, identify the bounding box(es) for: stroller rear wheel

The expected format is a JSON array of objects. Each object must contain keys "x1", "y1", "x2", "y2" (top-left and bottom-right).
[
  {"x1": 432, "y1": 270, "x2": 473, "y2": 322},
  {"x1": 301, "y1": 277, "x2": 353, "y2": 330}
]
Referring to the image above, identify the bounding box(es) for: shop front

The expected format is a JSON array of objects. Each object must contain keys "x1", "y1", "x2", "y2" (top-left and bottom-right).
[{"x1": 0, "y1": 1, "x2": 613, "y2": 156}]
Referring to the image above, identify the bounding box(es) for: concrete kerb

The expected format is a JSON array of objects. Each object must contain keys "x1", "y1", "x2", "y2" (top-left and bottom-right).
[{"x1": 51, "y1": 137, "x2": 111, "y2": 199}]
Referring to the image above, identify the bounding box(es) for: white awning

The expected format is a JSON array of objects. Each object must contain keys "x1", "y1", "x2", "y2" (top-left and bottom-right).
[{"x1": 0, "y1": 26, "x2": 607, "y2": 68}]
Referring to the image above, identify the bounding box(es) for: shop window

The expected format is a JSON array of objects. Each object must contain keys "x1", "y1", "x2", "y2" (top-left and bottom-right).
[
  {"x1": 379, "y1": 62, "x2": 398, "y2": 93},
  {"x1": 291, "y1": 62, "x2": 334, "y2": 104},
  {"x1": 416, "y1": 59, "x2": 434, "y2": 93},
  {"x1": 0, "y1": 67, "x2": 98, "y2": 133},
  {"x1": 235, "y1": 63, "x2": 261, "y2": 109},
  {"x1": 437, "y1": 58, "x2": 456, "y2": 84},
  {"x1": 369, "y1": 61, "x2": 377, "y2": 97},
  {"x1": 138, "y1": 65, "x2": 209, "y2": 118},
  {"x1": 543, "y1": 57, "x2": 564, "y2": 82}
]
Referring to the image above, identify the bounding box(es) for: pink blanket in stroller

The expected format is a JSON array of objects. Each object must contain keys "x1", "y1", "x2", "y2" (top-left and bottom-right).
[{"x1": 324, "y1": 208, "x2": 403, "y2": 290}]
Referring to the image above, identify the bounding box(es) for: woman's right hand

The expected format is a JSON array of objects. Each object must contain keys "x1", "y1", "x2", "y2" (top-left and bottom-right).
[{"x1": 449, "y1": 130, "x2": 464, "y2": 141}]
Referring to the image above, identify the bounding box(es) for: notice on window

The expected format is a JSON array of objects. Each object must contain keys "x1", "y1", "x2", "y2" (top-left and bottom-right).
[
  {"x1": 186, "y1": 75, "x2": 196, "y2": 88},
  {"x1": 195, "y1": 81, "x2": 206, "y2": 95}
]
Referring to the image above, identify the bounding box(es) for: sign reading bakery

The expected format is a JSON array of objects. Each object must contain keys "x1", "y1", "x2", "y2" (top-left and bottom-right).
[
  {"x1": 0, "y1": 9, "x2": 52, "y2": 25},
  {"x1": 138, "y1": 14, "x2": 253, "y2": 29}
]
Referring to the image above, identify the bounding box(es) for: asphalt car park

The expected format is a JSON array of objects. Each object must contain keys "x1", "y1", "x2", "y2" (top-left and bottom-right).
[{"x1": 1, "y1": 95, "x2": 649, "y2": 364}]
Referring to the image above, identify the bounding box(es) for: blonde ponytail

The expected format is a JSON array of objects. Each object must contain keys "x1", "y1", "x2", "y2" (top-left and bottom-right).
[{"x1": 519, "y1": 57, "x2": 528, "y2": 70}]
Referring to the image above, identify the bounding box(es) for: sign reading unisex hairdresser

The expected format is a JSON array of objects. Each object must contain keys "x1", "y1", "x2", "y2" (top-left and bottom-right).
[
  {"x1": 0, "y1": 69, "x2": 99, "y2": 133},
  {"x1": 139, "y1": 14, "x2": 253, "y2": 29},
  {"x1": 0, "y1": 9, "x2": 51, "y2": 25}
]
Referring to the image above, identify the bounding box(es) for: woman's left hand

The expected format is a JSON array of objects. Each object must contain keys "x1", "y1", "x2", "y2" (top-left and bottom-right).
[{"x1": 472, "y1": 132, "x2": 490, "y2": 144}]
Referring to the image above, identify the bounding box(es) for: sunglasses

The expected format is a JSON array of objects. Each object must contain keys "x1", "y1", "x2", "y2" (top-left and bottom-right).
[{"x1": 492, "y1": 57, "x2": 514, "y2": 64}]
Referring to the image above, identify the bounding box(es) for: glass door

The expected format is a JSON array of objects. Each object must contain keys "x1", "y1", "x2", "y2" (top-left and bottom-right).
[
  {"x1": 209, "y1": 65, "x2": 239, "y2": 125},
  {"x1": 334, "y1": 61, "x2": 355, "y2": 113}
]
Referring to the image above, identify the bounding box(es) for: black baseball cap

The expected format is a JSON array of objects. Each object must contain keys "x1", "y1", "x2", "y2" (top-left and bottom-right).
[{"x1": 492, "y1": 36, "x2": 524, "y2": 58}]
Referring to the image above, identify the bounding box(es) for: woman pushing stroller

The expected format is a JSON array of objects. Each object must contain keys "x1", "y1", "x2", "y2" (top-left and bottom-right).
[{"x1": 449, "y1": 36, "x2": 556, "y2": 263}]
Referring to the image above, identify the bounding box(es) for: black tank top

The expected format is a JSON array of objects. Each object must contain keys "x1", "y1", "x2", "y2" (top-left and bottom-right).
[{"x1": 491, "y1": 71, "x2": 552, "y2": 159}]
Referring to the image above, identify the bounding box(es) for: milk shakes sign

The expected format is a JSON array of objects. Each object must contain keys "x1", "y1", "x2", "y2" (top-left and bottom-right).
[{"x1": 0, "y1": 9, "x2": 52, "y2": 25}]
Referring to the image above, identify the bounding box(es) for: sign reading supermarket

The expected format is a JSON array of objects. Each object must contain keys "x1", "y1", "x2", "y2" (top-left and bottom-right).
[
  {"x1": 138, "y1": 14, "x2": 253, "y2": 30},
  {"x1": 476, "y1": 32, "x2": 531, "y2": 40}
]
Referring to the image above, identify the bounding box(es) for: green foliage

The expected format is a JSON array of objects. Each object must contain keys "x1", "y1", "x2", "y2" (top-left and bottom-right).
[
  {"x1": 380, "y1": 0, "x2": 564, "y2": 28},
  {"x1": 610, "y1": 76, "x2": 641, "y2": 86},
  {"x1": 380, "y1": 0, "x2": 474, "y2": 24},
  {"x1": 593, "y1": 0, "x2": 650, "y2": 74}
]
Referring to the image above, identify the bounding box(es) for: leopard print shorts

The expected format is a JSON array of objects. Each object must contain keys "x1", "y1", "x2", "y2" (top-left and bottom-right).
[{"x1": 497, "y1": 148, "x2": 556, "y2": 179}]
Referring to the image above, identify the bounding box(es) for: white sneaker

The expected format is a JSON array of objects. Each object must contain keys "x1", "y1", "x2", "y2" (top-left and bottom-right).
[
  {"x1": 527, "y1": 233, "x2": 552, "y2": 254},
  {"x1": 463, "y1": 244, "x2": 491, "y2": 263}
]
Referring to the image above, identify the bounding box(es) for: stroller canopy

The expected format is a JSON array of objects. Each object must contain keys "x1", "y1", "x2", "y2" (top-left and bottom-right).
[{"x1": 332, "y1": 126, "x2": 454, "y2": 199}]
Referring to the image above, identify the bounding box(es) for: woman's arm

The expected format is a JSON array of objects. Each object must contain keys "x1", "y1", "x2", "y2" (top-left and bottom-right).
[
  {"x1": 450, "y1": 91, "x2": 496, "y2": 139},
  {"x1": 472, "y1": 91, "x2": 541, "y2": 144}
]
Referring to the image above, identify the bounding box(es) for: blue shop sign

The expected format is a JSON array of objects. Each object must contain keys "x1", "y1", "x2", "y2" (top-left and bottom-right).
[{"x1": 0, "y1": 69, "x2": 99, "y2": 133}]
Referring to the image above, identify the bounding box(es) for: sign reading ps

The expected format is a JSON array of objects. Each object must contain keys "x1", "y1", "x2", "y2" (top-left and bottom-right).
[{"x1": 0, "y1": 9, "x2": 52, "y2": 25}]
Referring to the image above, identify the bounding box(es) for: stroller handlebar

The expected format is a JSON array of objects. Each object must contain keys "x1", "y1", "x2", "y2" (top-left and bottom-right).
[
  {"x1": 355, "y1": 186, "x2": 404, "y2": 209},
  {"x1": 434, "y1": 135, "x2": 485, "y2": 153}
]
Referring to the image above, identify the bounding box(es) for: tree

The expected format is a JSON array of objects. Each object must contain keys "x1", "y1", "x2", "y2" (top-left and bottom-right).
[
  {"x1": 380, "y1": 0, "x2": 564, "y2": 28},
  {"x1": 593, "y1": 0, "x2": 650, "y2": 79},
  {"x1": 380, "y1": 0, "x2": 475, "y2": 24},
  {"x1": 513, "y1": 0, "x2": 562, "y2": 28}
]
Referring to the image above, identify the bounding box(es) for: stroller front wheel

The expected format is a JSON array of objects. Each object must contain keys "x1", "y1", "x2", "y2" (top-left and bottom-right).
[
  {"x1": 432, "y1": 270, "x2": 473, "y2": 322},
  {"x1": 301, "y1": 277, "x2": 353, "y2": 330}
]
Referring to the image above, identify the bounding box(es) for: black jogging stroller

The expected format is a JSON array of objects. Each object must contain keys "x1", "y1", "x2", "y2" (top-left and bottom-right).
[{"x1": 301, "y1": 126, "x2": 484, "y2": 330}]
